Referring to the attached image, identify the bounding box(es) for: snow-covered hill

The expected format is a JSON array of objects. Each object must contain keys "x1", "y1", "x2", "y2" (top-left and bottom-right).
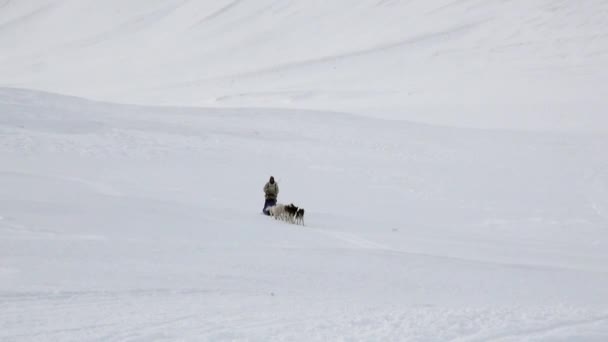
[
  {"x1": 1, "y1": 88, "x2": 607, "y2": 340},
  {"x1": 1, "y1": 0, "x2": 607, "y2": 130},
  {"x1": 1, "y1": 1, "x2": 608, "y2": 340}
]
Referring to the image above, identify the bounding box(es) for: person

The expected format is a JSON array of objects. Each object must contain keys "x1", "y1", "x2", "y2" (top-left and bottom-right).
[{"x1": 263, "y1": 176, "x2": 279, "y2": 215}]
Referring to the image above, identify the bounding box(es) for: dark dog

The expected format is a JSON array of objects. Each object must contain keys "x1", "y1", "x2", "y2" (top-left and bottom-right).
[
  {"x1": 284, "y1": 203, "x2": 298, "y2": 223},
  {"x1": 283, "y1": 203, "x2": 305, "y2": 226},
  {"x1": 295, "y1": 208, "x2": 305, "y2": 226}
]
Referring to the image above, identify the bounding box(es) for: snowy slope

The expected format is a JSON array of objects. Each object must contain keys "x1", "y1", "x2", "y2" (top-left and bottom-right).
[
  {"x1": 1, "y1": 88, "x2": 608, "y2": 340},
  {"x1": 1, "y1": 0, "x2": 608, "y2": 340},
  {"x1": 1, "y1": 0, "x2": 607, "y2": 130}
]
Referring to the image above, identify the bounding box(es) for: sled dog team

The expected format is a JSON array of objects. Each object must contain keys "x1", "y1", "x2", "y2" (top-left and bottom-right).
[
  {"x1": 270, "y1": 203, "x2": 305, "y2": 226},
  {"x1": 262, "y1": 176, "x2": 305, "y2": 226}
]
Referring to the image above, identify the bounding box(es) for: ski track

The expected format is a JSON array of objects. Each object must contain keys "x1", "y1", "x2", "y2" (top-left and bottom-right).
[
  {"x1": 190, "y1": 0, "x2": 242, "y2": 27},
  {"x1": 307, "y1": 226, "x2": 608, "y2": 276}
]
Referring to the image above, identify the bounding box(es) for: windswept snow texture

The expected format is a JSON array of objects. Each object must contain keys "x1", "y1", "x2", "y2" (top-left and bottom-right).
[
  {"x1": 0, "y1": 0, "x2": 607, "y2": 130},
  {"x1": 1, "y1": 88, "x2": 608, "y2": 341}
]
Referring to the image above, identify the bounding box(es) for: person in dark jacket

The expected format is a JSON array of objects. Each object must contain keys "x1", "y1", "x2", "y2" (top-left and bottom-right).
[{"x1": 262, "y1": 176, "x2": 279, "y2": 215}]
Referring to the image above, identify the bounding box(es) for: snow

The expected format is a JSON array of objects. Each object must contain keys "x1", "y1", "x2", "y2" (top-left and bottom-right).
[
  {"x1": 1, "y1": 0, "x2": 607, "y2": 130},
  {"x1": 1, "y1": 88, "x2": 607, "y2": 340},
  {"x1": 1, "y1": 0, "x2": 608, "y2": 341}
]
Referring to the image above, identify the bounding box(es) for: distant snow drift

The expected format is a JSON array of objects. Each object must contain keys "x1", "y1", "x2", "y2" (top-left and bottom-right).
[{"x1": 1, "y1": 0, "x2": 607, "y2": 130}]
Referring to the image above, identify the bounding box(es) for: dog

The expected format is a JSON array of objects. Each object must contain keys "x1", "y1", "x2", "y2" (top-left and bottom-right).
[
  {"x1": 269, "y1": 204, "x2": 286, "y2": 220},
  {"x1": 269, "y1": 203, "x2": 305, "y2": 226},
  {"x1": 295, "y1": 208, "x2": 305, "y2": 226},
  {"x1": 284, "y1": 203, "x2": 305, "y2": 226},
  {"x1": 284, "y1": 204, "x2": 298, "y2": 224}
]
